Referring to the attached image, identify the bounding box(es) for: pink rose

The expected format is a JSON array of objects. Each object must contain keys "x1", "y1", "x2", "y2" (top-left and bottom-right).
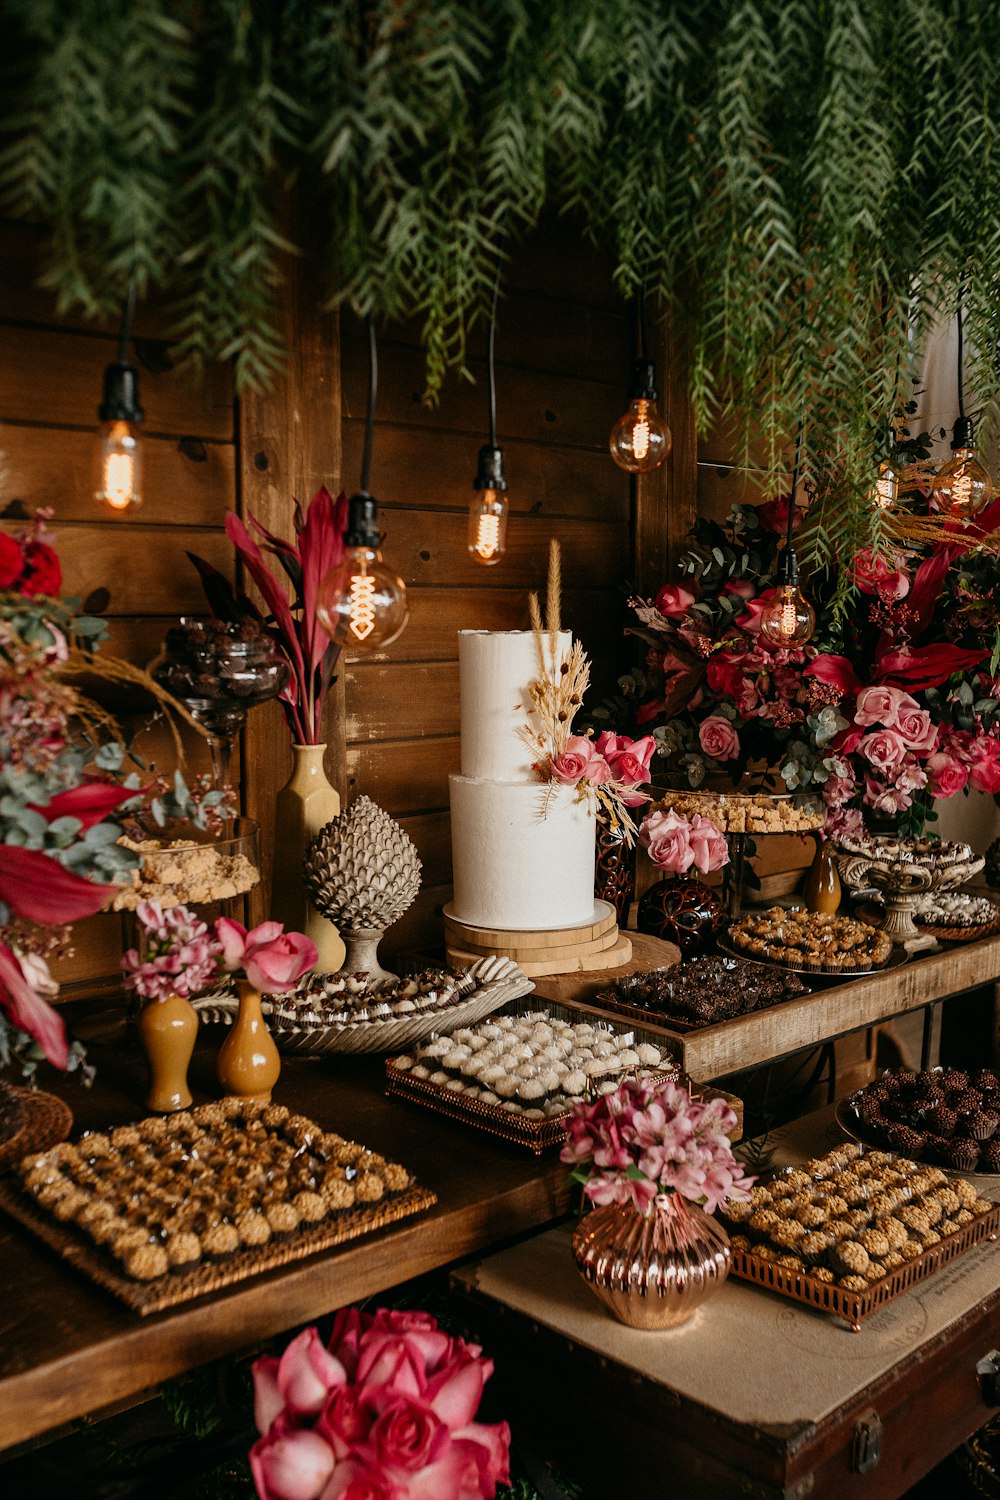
[
  {"x1": 276, "y1": 1328, "x2": 348, "y2": 1417},
  {"x1": 215, "y1": 915, "x2": 250, "y2": 969},
  {"x1": 895, "y1": 704, "x2": 935, "y2": 753},
  {"x1": 549, "y1": 734, "x2": 595, "y2": 785},
  {"x1": 366, "y1": 1309, "x2": 453, "y2": 1376},
  {"x1": 853, "y1": 684, "x2": 910, "y2": 728},
  {"x1": 369, "y1": 1393, "x2": 449, "y2": 1473},
  {"x1": 595, "y1": 731, "x2": 655, "y2": 804},
  {"x1": 756, "y1": 494, "x2": 801, "y2": 535},
  {"x1": 968, "y1": 735, "x2": 1000, "y2": 794},
  {"x1": 250, "y1": 1421, "x2": 336, "y2": 1500},
  {"x1": 638, "y1": 809, "x2": 694, "y2": 874},
  {"x1": 328, "y1": 1306, "x2": 370, "y2": 1382},
  {"x1": 320, "y1": 1459, "x2": 402, "y2": 1500},
  {"x1": 686, "y1": 813, "x2": 729, "y2": 874},
  {"x1": 226, "y1": 921, "x2": 318, "y2": 992},
  {"x1": 852, "y1": 549, "x2": 909, "y2": 596},
  {"x1": 654, "y1": 583, "x2": 695, "y2": 618},
  {"x1": 858, "y1": 729, "x2": 908, "y2": 771},
  {"x1": 318, "y1": 1384, "x2": 374, "y2": 1461},
  {"x1": 705, "y1": 652, "x2": 747, "y2": 700},
  {"x1": 698, "y1": 715, "x2": 740, "y2": 762}
]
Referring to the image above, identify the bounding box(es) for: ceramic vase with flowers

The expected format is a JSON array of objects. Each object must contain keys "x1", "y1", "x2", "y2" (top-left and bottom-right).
[
  {"x1": 635, "y1": 807, "x2": 729, "y2": 956},
  {"x1": 562, "y1": 1077, "x2": 752, "y2": 1330},
  {"x1": 248, "y1": 1305, "x2": 511, "y2": 1500},
  {"x1": 214, "y1": 918, "x2": 316, "y2": 1102},
  {"x1": 188, "y1": 487, "x2": 350, "y2": 970}
]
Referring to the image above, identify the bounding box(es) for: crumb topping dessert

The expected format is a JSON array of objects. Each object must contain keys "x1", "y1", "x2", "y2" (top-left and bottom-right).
[
  {"x1": 728, "y1": 907, "x2": 893, "y2": 972},
  {"x1": 720, "y1": 1143, "x2": 994, "y2": 1292},
  {"x1": 654, "y1": 788, "x2": 824, "y2": 834},
  {"x1": 18, "y1": 1099, "x2": 413, "y2": 1281}
]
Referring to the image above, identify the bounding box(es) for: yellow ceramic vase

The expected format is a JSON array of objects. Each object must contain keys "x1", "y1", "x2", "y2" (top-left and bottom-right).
[
  {"x1": 138, "y1": 992, "x2": 199, "y2": 1113},
  {"x1": 270, "y1": 743, "x2": 346, "y2": 971},
  {"x1": 216, "y1": 979, "x2": 281, "y2": 1103}
]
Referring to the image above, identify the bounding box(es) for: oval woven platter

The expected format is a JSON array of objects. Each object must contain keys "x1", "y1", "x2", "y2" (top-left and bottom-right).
[{"x1": 195, "y1": 956, "x2": 535, "y2": 1055}]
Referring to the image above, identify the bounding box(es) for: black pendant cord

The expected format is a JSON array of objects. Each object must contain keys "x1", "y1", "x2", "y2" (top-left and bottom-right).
[
  {"x1": 957, "y1": 285, "x2": 966, "y2": 421},
  {"x1": 486, "y1": 237, "x2": 505, "y2": 450},
  {"x1": 781, "y1": 418, "x2": 804, "y2": 582},
  {"x1": 360, "y1": 313, "x2": 377, "y2": 496},
  {"x1": 118, "y1": 283, "x2": 137, "y2": 364},
  {"x1": 638, "y1": 277, "x2": 650, "y2": 364}
]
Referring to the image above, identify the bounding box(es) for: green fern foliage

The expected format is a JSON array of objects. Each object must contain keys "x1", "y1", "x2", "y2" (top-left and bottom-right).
[{"x1": 2, "y1": 0, "x2": 999, "y2": 560}]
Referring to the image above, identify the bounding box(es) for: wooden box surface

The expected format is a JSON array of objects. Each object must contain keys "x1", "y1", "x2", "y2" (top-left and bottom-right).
[{"x1": 453, "y1": 1108, "x2": 1000, "y2": 1499}]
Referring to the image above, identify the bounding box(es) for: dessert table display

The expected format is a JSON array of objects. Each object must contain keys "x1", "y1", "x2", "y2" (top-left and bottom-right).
[
  {"x1": 452, "y1": 1106, "x2": 1000, "y2": 1500},
  {"x1": 835, "y1": 832, "x2": 985, "y2": 952}
]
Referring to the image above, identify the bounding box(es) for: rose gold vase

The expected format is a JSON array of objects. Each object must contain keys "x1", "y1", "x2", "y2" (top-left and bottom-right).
[
  {"x1": 216, "y1": 979, "x2": 281, "y2": 1103},
  {"x1": 572, "y1": 1196, "x2": 731, "y2": 1330},
  {"x1": 138, "y1": 993, "x2": 199, "y2": 1113}
]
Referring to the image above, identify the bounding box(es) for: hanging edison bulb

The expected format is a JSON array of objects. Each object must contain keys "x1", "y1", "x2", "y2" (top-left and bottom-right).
[
  {"x1": 610, "y1": 362, "x2": 671, "y2": 474},
  {"x1": 94, "y1": 288, "x2": 144, "y2": 513},
  {"x1": 935, "y1": 417, "x2": 992, "y2": 517},
  {"x1": 468, "y1": 445, "x2": 509, "y2": 565},
  {"x1": 869, "y1": 458, "x2": 898, "y2": 511},
  {"x1": 760, "y1": 551, "x2": 816, "y2": 647},
  {"x1": 316, "y1": 496, "x2": 409, "y2": 650}
]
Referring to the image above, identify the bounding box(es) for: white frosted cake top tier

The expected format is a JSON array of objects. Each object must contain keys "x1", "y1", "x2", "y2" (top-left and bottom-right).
[{"x1": 458, "y1": 629, "x2": 572, "y2": 781}]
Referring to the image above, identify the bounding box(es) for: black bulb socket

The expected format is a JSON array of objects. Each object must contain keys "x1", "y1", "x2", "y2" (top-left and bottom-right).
[
  {"x1": 473, "y1": 444, "x2": 508, "y2": 493},
  {"x1": 628, "y1": 359, "x2": 659, "y2": 403},
  {"x1": 951, "y1": 415, "x2": 976, "y2": 451},
  {"x1": 345, "y1": 493, "x2": 381, "y2": 548},
  {"x1": 779, "y1": 546, "x2": 801, "y2": 587},
  {"x1": 98, "y1": 362, "x2": 144, "y2": 423}
]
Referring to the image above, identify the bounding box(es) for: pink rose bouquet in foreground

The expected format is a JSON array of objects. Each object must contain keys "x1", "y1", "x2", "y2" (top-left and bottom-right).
[
  {"x1": 638, "y1": 807, "x2": 729, "y2": 875},
  {"x1": 123, "y1": 907, "x2": 316, "y2": 1002},
  {"x1": 561, "y1": 1076, "x2": 753, "y2": 1217},
  {"x1": 250, "y1": 1306, "x2": 511, "y2": 1500}
]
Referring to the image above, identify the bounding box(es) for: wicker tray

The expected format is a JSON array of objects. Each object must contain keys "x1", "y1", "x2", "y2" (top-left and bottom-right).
[
  {"x1": 728, "y1": 1201, "x2": 999, "y2": 1332},
  {"x1": 0, "y1": 1087, "x2": 73, "y2": 1173},
  {"x1": 385, "y1": 997, "x2": 680, "y2": 1155},
  {"x1": 196, "y1": 957, "x2": 534, "y2": 1055},
  {"x1": 0, "y1": 1177, "x2": 436, "y2": 1315},
  {"x1": 915, "y1": 915, "x2": 1000, "y2": 943}
]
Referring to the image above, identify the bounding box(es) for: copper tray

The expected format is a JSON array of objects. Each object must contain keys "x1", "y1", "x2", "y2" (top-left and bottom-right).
[
  {"x1": 0, "y1": 1178, "x2": 437, "y2": 1315},
  {"x1": 716, "y1": 931, "x2": 906, "y2": 980},
  {"x1": 728, "y1": 1201, "x2": 999, "y2": 1332}
]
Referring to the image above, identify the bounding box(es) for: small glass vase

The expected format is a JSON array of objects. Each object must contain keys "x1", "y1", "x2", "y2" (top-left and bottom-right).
[
  {"x1": 636, "y1": 875, "x2": 725, "y2": 958},
  {"x1": 594, "y1": 811, "x2": 635, "y2": 923},
  {"x1": 572, "y1": 1195, "x2": 731, "y2": 1331},
  {"x1": 216, "y1": 979, "x2": 281, "y2": 1103},
  {"x1": 137, "y1": 993, "x2": 199, "y2": 1113}
]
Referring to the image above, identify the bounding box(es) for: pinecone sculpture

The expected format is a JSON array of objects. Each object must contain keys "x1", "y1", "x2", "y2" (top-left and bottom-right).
[{"x1": 304, "y1": 795, "x2": 422, "y2": 932}]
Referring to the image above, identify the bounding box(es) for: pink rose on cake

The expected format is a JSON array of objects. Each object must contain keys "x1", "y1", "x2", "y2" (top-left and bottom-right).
[
  {"x1": 594, "y1": 731, "x2": 655, "y2": 805},
  {"x1": 550, "y1": 734, "x2": 601, "y2": 786}
]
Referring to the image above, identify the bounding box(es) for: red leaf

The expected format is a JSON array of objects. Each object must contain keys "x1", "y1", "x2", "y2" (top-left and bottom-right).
[
  {"x1": 225, "y1": 512, "x2": 307, "y2": 694},
  {"x1": 0, "y1": 943, "x2": 68, "y2": 1068},
  {"x1": 907, "y1": 546, "x2": 960, "y2": 637},
  {"x1": 0, "y1": 845, "x2": 118, "y2": 924},
  {"x1": 875, "y1": 643, "x2": 988, "y2": 690},
  {"x1": 804, "y1": 654, "x2": 863, "y2": 698},
  {"x1": 31, "y1": 782, "x2": 134, "y2": 831},
  {"x1": 300, "y1": 487, "x2": 346, "y2": 682}
]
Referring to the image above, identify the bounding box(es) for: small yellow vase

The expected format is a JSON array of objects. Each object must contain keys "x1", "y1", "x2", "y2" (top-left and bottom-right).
[
  {"x1": 271, "y1": 743, "x2": 346, "y2": 971},
  {"x1": 138, "y1": 992, "x2": 199, "y2": 1113},
  {"x1": 804, "y1": 838, "x2": 841, "y2": 915},
  {"x1": 216, "y1": 979, "x2": 281, "y2": 1103}
]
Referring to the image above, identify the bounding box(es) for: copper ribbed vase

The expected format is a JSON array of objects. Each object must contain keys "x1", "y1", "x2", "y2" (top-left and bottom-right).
[{"x1": 572, "y1": 1196, "x2": 731, "y2": 1330}]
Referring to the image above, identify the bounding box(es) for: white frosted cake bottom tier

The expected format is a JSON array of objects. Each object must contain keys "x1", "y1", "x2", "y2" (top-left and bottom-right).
[{"x1": 449, "y1": 775, "x2": 596, "y2": 930}]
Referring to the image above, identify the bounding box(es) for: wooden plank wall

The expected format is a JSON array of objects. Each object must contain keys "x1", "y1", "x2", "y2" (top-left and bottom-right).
[
  {"x1": 0, "y1": 219, "x2": 233, "y2": 990},
  {"x1": 341, "y1": 220, "x2": 632, "y2": 959}
]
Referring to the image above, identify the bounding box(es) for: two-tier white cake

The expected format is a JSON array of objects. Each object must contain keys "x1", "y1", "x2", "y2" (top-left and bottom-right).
[{"x1": 448, "y1": 630, "x2": 597, "y2": 930}]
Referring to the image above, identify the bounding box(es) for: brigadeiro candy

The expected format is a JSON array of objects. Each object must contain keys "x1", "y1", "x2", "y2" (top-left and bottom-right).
[
  {"x1": 967, "y1": 1109, "x2": 1000, "y2": 1142},
  {"x1": 946, "y1": 1139, "x2": 981, "y2": 1172},
  {"x1": 926, "y1": 1104, "x2": 958, "y2": 1138}
]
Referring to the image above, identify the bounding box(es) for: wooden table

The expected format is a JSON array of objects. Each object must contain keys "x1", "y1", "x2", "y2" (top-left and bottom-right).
[
  {"x1": 535, "y1": 931, "x2": 1000, "y2": 1079},
  {"x1": 454, "y1": 1107, "x2": 1000, "y2": 1499},
  {"x1": 0, "y1": 1019, "x2": 566, "y2": 1453}
]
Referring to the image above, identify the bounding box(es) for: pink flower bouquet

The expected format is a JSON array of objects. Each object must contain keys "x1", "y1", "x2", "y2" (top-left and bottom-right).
[
  {"x1": 638, "y1": 808, "x2": 729, "y2": 875},
  {"x1": 249, "y1": 1306, "x2": 511, "y2": 1500},
  {"x1": 123, "y1": 908, "x2": 316, "y2": 1002},
  {"x1": 561, "y1": 1076, "x2": 753, "y2": 1217}
]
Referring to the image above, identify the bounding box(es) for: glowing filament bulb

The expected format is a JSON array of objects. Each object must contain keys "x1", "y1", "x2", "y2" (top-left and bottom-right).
[
  {"x1": 759, "y1": 583, "x2": 816, "y2": 647},
  {"x1": 475, "y1": 513, "x2": 501, "y2": 558},
  {"x1": 870, "y1": 459, "x2": 898, "y2": 511},
  {"x1": 467, "y1": 479, "x2": 508, "y2": 566},
  {"x1": 94, "y1": 418, "x2": 143, "y2": 512},
  {"x1": 348, "y1": 571, "x2": 377, "y2": 641},
  {"x1": 936, "y1": 419, "x2": 993, "y2": 517},
  {"x1": 632, "y1": 403, "x2": 651, "y2": 463}
]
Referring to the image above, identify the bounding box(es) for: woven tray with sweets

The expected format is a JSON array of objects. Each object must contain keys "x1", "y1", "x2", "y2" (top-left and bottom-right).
[
  {"x1": 719, "y1": 1141, "x2": 999, "y2": 1330},
  {"x1": 386, "y1": 1000, "x2": 678, "y2": 1154},
  {"x1": 593, "y1": 954, "x2": 810, "y2": 1033},
  {"x1": 726, "y1": 907, "x2": 893, "y2": 974},
  {"x1": 0, "y1": 1098, "x2": 435, "y2": 1315},
  {"x1": 911, "y1": 891, "x2": 1000, "y2": 943},
  {"x1": 0, "y1": 1083, "x2": 73, "y2": 1172}
]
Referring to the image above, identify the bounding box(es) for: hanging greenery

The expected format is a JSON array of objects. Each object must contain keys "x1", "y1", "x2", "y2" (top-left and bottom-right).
[{"x1": 2, "y1": 1, "x2": 999, "y2": 576}]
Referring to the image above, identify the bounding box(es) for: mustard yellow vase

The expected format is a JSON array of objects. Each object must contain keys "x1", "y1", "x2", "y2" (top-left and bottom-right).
[
  {"x1": 138, "y1": 993, "x2": 199, "y2": 1113},
  {"x1": 271, "y1": 743, "x2": 346, "y2": 972},
  {"x1": 216, "y1": 979, "x2": 281, "y2": 1103}
]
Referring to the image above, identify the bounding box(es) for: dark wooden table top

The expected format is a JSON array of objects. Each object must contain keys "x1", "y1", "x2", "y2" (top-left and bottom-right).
[{"x1": 0, "y1": 1013, "x2": 568, "y2": 1452}]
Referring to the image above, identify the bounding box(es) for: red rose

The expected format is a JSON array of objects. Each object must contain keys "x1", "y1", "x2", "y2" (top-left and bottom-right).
[
  {"x1": 757, "y1": 493, "x2": 802, "y2": 535},
  {"x1": 0, "y1": 532, "x2": 24, "y2": 588},
  {"x1": 654, "y1": 583, "x2": 695, "y2": 618},
  {"x1": 18, "y1": 541, "x2": 62, "y2": 597}
]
